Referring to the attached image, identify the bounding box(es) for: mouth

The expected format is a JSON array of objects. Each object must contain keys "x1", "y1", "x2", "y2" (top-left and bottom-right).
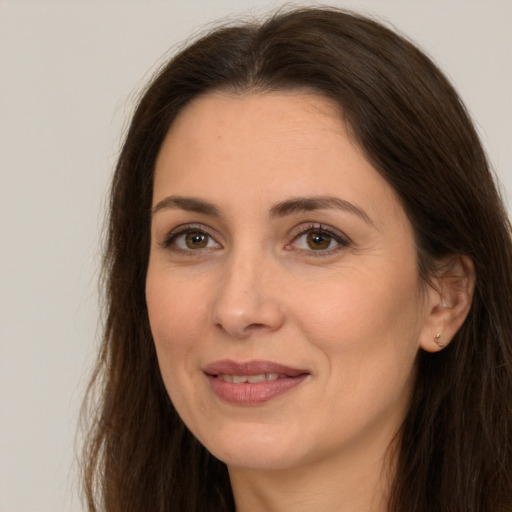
[
  {"x1": 216, "y1": 372, "x2": 281, "y2": 383},
  {"x1": 203, "y1": 360, "x2": 310, "y2": 405}
]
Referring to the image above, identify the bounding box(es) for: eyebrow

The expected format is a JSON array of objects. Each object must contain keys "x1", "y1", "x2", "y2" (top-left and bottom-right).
[
  {"x1": 152, "y1": 194, "x2": 372, "y2": 225},
  {"x1": 152, "y1": 196, "x2": 220, "y2": 217},
  {"x1": 269, "y1": 196, "x2": 373, "y2": 225}
]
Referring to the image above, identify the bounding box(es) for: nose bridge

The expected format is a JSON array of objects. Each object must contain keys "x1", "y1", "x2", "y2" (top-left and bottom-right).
[{"x1": 210, "y1": 239, "x2": 284, "y2": 337}]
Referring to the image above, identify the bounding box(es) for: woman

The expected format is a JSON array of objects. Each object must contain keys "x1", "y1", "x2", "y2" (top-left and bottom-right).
[{"x1": 82, "y1": 7, "x2": 512, "y2": 512}]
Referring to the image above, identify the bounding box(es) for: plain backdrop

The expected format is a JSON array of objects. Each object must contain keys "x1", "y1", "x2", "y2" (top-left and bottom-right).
[{"x1": 0, "y1": 1, "x2": 510, "y2": 510}]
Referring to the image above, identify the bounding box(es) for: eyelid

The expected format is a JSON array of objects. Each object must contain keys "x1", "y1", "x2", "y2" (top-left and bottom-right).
[
  {"x1": 159, "y1": 221, "x2": 350, "y2": 255},
  {"x1": 161, "y1": 223, "x2": 222, "y2": 250},
  {"x1": 287, "y1": 223, "x2": 352, "y2": 254}
]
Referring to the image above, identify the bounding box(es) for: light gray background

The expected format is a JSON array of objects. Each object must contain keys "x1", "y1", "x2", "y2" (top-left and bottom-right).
[{"x1": 0, "y1": 1, "x2": 510, "y2": 511}]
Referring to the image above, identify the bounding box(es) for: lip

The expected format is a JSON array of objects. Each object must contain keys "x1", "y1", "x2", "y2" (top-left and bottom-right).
[{"x1": 203, "y1": 359, "x2": 310, "y2": 406}]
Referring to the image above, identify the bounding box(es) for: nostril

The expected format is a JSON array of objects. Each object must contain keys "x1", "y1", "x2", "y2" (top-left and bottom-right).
[
  {"x1": 246, "y1": 323, "x2": 265, "y2": 331},
  {"x1": 214, "y1": 321, "x2": 271, "y2": 337}
]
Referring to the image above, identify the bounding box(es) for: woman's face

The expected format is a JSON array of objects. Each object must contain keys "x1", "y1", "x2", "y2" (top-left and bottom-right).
[{"x1": 146, "y1": 91, "x2": 437, "y2": 472}]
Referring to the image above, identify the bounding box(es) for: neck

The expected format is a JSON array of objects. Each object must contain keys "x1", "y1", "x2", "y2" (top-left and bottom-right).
[{"x1": 228, "y1": 437, "x2": 396, "y2": 512}]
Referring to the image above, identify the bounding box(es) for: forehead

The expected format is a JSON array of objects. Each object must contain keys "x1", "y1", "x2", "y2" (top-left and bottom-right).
[
  {"x1": 156, "y1": 91, "x2": 355, "y2": 182},
  {"x1": 153, "y1": 91, "x2": 405, "y2": 226}
]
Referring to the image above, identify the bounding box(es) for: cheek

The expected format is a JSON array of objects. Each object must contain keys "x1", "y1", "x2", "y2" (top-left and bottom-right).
[
  {"x1": 145, "y1": 271, "x2": 210, "y2": 429},
  {"x1": 299, "y1": 275, "x2": 421, "y2": 418},
  {"x1": 297, "y1": 271, "x2": 420, "y2": 342},
  {"x1": 145, "y1": 271, "x2": 207, "y2": 374},
  {"x1": 293, "y1": 264, "x2": 424, "y2": 397}
]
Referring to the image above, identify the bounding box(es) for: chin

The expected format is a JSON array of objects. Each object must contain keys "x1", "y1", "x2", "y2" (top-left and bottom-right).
[
  {"x1": 214, "y1": 446, "x2": 303, "y2": 472},
  {"x1": 199, "y1": 423, "x2": 306, "y2": 471}
]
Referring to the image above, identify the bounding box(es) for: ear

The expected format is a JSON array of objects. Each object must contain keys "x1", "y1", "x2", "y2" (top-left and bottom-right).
[{"x1": 419, "y1": 255, "x2": 475, "y2": 353}]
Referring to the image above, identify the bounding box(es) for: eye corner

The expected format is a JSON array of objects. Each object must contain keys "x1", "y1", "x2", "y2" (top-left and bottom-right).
[
  {"x1": 287, "y1": 222, "x2": 352, "y2": 256},
  {"x1": 160, "y1": 223, "x2": 223, "y2": 254}
]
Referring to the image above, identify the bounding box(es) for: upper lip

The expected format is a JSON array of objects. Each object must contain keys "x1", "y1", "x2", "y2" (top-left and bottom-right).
[{"x1": 203, "y1": 359, "x2": 309, "y2": 377}]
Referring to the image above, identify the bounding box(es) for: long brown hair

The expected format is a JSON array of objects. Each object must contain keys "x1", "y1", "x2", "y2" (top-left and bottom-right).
[{"x1": 82, "y1": 7, "x2": 512, "y2": 511}]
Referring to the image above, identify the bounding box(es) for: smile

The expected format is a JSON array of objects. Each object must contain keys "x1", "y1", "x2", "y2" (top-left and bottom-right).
[
  {"x1": 204, "y1": 360, "x2": 309, "y2": 405},
  {"x1": 217, "y1": 373, "x2": 280, "y2": 383}
]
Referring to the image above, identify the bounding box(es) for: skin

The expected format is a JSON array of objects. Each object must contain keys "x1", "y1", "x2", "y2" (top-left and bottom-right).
[{"x1": 146, "y1": 91, "x2": 468, "y2": 511}]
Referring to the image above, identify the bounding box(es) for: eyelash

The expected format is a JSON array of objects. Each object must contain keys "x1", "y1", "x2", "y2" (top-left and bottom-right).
[
  {"x1": 162, "y1": 224, "x2": 220, "y2": 253},
  {"x1": 287, "y1": 223, "x2": 351, "y2": 257},
  {"x1": 161, "y1": 223, "x2": 351, "y2": 256}
]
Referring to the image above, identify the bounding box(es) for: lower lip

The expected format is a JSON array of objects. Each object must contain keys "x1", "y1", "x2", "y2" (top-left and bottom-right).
[{"x1": 206, "y1": 374, "x2": 308, "y2": 405}]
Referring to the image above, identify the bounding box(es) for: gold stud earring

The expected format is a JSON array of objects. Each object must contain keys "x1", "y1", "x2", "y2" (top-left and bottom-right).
[{"x1": 434, "y1": 333, "x2": 444, "y2": 348}]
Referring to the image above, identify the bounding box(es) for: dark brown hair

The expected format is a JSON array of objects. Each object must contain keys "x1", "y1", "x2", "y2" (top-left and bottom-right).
[{"x1": 82, "y1": 7, "x2": 512, "y2": 511}]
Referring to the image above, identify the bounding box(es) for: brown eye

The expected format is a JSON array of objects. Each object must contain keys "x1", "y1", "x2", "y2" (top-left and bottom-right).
[
  {"x1": 185, "y1": 231, "x2": 209, "y2": 249},
  {"x1": 165, "y1": 228, "x2": 220, "y2": 251},
  {"x1": 291, "y1": 225, "x2": 350, "y2": 254},
  {"x1": 306, "y1": 232, "x2": 332, "y2": 250}
]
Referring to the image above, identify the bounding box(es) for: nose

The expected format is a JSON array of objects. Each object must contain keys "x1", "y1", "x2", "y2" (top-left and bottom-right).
[{"x1": 210, "y1": 248, "x2": 285, "y2": 339}]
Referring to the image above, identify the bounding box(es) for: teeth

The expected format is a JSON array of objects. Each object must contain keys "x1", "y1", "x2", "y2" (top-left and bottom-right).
[
  {"x1": 218, "y1": 373, "x2": 280, "y2": 384},
  {"x1": 247, "y1": 374, "x2": 266, "y2": 383}
]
